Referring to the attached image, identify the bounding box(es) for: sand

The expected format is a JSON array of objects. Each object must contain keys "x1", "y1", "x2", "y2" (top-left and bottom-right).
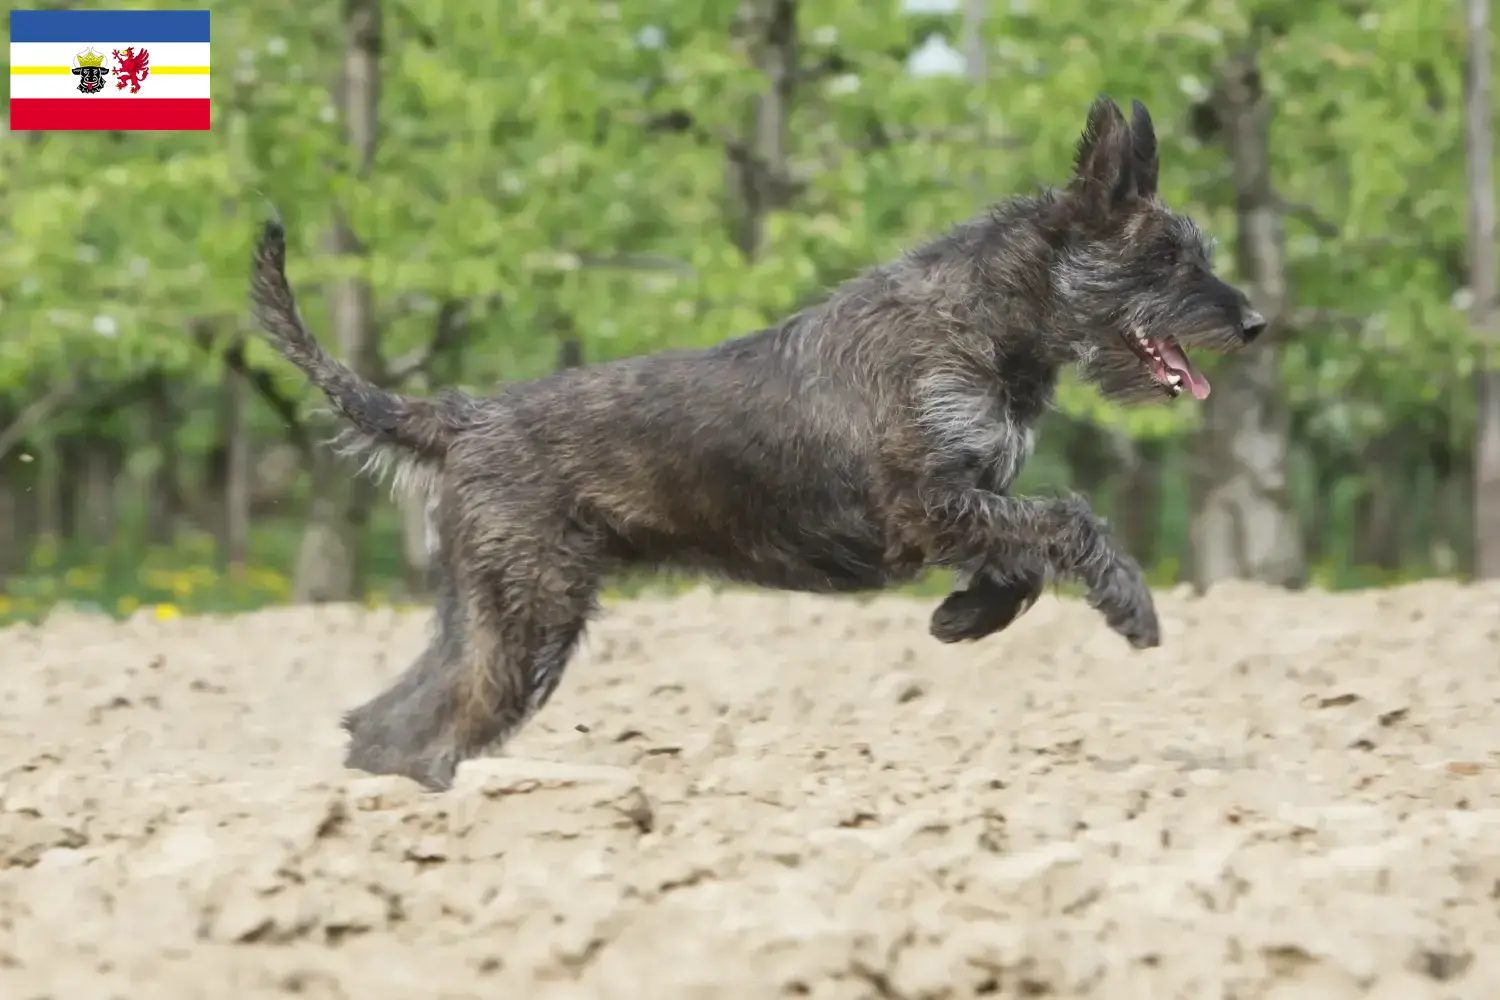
[{"x1": 3, "y1": 580, "x2": 1500, "y2": 999}]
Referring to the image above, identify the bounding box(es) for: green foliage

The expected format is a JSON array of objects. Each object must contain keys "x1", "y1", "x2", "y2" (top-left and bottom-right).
[
  {"x1": 0, "y1": 0, "x2": 1490, "y2": 612},
  {"x1": 2, "y1": 0, "x2": 1483, "y2": 397}
]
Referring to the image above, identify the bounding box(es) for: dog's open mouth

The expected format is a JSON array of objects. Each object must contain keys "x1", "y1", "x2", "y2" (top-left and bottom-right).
[{"x1": 1126, "y1": 329, "x2": 1211, "y2": 400}]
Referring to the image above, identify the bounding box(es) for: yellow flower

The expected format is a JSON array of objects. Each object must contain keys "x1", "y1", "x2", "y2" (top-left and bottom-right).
[{"x1": 153, "y1": 603, "x2": 180, "y2": 621}]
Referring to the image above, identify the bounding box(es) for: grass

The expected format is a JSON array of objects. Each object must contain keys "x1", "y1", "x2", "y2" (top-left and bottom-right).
[
  {"x1": 0, "y1": 533, "x2": 967, "y2": 628},
  {"x1": 1, "y1": 530, "x2": 294, "y2": 626},
  {"x1": 0, "y1": 515, "x2": 1449, "y2": 629}
]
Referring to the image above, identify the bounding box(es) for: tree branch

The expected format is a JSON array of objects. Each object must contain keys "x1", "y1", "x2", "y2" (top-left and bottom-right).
[
  {"x1": 0, "y1": 380, "x2": 76, "y2": 460},
  {"x1": 389, "y1": 0, "x2": 438, "y2": 47},
  {"x1": 1288, "y1": 306, "x2": 1367, "y2": 334},
  {"x1": 388, "y1": 297, "x2": 469, "y2": 386},
  {"x1": 221, "y1": 340, "x2": 315, "y2": 460},
  {"x1": 194, "y1": 322, "x2": 313, "y2": 459},
  {"x1": 1275, "y1": 196, "x2": 1341, "y2": 239},
  {"x1": 645, "y1": 107, "x2": 1024, "y2": 195},
  {"x1": 575, "y1": 251, "x2": 696, "y2": 275}
]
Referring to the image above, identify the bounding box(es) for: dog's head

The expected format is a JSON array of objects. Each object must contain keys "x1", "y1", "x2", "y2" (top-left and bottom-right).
[{"x1": 1052, "y1": 96, "x2": 1265, "y2": 402}]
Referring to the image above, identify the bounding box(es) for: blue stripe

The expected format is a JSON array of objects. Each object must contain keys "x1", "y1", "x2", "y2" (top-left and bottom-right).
[{"x1": 9, "y1": 10, "x2": 210, "y2": 44}]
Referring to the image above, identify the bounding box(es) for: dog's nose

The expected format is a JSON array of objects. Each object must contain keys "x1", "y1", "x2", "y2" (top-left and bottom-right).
[{"x1": 1241, "y1": 308, "x2": 1267, "y2": 340}]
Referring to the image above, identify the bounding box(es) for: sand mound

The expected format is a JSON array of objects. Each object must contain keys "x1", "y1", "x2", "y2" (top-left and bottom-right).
[{"x1": 4, "y1": 581, "x2": 1500, "y2": 998}]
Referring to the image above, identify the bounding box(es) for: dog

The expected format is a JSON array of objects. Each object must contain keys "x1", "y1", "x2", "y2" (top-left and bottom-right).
[{"x1": 248, "y1": 95, "x2": 1266, "y2": 790}]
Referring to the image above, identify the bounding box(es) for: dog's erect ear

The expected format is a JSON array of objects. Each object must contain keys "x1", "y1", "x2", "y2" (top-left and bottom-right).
[
  {"x1": 1129, "y1": 99, "x2": 1159, "y2": 200},
  {"x1": 1069, "y1": 95, "x2": 1134, "y2": 220}
]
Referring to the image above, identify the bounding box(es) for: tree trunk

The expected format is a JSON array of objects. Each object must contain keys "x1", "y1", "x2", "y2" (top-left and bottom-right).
[
  {"x1": 961, "y1": 0, "x2": 986, "y2": 81},
  {"x1": 1188, "y1": 48, "x2": 1306, "y2": 590},
  {"x1": 1351, "y1": 433, "x2": 1402, "y2": 572},
  {"x1": 961, "y1": 0, "x2": 987, "y2": 196},
  {"x1": 293, "y1": 455, "x2": 358, "y2": 603},
  {"x1": 293, "y1": 0, "x2": 383, "y2": 602},
  {"x1": 77, "y1": 433, "x2": 121, "y2": 548},
  {"x1": 1297, "y1": 430, "x2": 1337, "y2": 569},
  {"x1": 221, "y1": 340, "x2": 252, "y2": 573},
  {"x1": 1118, "y1": 437, "x2": 1164, "y2": 573},
  {"x1": 726, "y1": 0, "x2": 796, "y2": 261},
  {"x1": 0, "y1": 471, "x2": 19, "y2": 580},
  {"x1": 0, "y1": 400, "x2": 34, "y2": 579},
  {"x1": 557, "y1": 335, "x2": 583, "y2": 370},
  {"x1": 36, "y1": 440, "x2": 60, "y2": 542},
  {"x1": 1465, "y1": 0, "x2": 1500, "y2": 578},
  {"x1": 56, "y1": 434, "x2": 83, "y2": 544},
  {"x1": 0, "y1": 402, "x2": 19, "y2": 578},
  {"x1": 1061, "y1": 418, "x2": 1117, "y2": 498},
  {"x1": 1436, "y1": 465, "x2": 1470, "y2": 577},
  {"x1": 1428, "y1": 427, "x2": 1465, "y2": 576},
  {"x1": 142, "y1": 370, "x2": 181, "y2": 547}
]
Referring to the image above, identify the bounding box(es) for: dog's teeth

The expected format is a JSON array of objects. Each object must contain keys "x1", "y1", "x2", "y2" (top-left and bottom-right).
[{"x1": 1167, "y1": 373, "x2": 1181, "y2": 384}]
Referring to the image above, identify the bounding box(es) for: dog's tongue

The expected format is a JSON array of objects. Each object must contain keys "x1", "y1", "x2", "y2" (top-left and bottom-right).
[{"x1": 1157, "y1": 340, "x2": 1210, "y2": 400}]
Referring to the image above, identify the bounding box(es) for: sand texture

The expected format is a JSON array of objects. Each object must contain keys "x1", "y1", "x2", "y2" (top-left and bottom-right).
[{"x1": 4, "y1": 581, "x2": 1500, "y2": 999}]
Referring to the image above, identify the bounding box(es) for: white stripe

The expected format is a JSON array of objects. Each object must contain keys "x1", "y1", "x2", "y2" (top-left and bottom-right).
[
  {"x1": 9, "y1": 41, "x2": 210, "y2": 68},
  {"x1": 9, "y1": 74, "x2": 210, "y2": 99}
]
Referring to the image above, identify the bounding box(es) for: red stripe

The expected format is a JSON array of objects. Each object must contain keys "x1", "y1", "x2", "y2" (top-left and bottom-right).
[{"x1": 9, "y1": 98, "x2": 211, "y2": 131}]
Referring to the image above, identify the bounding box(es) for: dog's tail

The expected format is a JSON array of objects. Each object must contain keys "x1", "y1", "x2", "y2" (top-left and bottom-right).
[{"x1": 249, "y1": 217, "x2": 467, "y2": 487}]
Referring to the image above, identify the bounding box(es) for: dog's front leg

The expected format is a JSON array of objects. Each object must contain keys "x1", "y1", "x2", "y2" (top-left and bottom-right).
[
  {"x1": 929, "y1": 482, "x2": 1045, "y2": 643},
  {"x1": 927, "y1": 490, "x2": 1160, "y2": 648}
]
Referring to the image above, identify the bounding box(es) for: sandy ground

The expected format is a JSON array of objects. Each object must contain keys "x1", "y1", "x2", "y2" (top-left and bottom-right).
[{"x1": 4, "y1": 581, "x2": 1500, "y2": 999}]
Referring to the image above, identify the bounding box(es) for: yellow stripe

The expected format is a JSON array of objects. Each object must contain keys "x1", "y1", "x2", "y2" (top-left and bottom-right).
[{"x1": 9, "y1": 65, "x2": 208, "y2": 75}]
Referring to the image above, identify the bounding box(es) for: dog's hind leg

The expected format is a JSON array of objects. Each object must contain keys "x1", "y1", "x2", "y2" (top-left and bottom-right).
[
  {"x1": 342, "y1": 510, "x2": 602, "y2": 790},
  {"x1": 340, "y1": 562, "x2": 472, "y2": 789}
]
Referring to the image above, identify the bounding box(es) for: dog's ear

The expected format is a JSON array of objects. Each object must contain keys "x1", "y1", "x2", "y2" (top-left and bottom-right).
[
  {"x1": 1129, "y1": 99, "x2": 1159, "y2": 200},
  {"x1": 1069, "y1": 95, "x2": 1134, "y2": 221}
]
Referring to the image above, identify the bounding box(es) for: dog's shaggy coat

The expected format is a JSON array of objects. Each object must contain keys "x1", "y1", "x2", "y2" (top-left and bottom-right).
[{"x1": 249, "y1": 96, "x2": 1266, "y2": 789}]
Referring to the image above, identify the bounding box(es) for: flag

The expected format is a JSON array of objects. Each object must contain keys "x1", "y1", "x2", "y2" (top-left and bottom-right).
[{"x1": 9, "y1": 10, "x2": 210, "y2": 131}]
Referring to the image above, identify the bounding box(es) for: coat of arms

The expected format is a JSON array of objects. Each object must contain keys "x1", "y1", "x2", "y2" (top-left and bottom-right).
[{"x1": 70, "y1": 47, "x2": 110, "y2": 94}]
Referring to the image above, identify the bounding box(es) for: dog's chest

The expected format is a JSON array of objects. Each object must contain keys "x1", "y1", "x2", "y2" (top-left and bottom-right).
[
  {"x1": 984, "y1": 420, "x2": 1036, "y2": 492},
  {"x1": 976, "y1": 355, "x2": 1051, "y2": 493}
]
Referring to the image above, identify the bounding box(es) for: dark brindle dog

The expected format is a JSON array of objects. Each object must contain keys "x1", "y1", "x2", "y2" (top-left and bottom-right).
[{"x1": 249, "y1": 96, "x2": 1265, "y2": 790}]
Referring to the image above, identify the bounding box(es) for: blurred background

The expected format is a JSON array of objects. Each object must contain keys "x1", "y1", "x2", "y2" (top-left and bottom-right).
[{"x1": 0, "y1": 0, "x2": 1492, "y2": 623}]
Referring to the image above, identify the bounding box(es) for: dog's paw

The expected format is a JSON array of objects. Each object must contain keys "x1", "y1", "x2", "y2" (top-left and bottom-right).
[
  {"x1": 929, "y1": 571, "x2": 1042, "y2": 643},
  {"x1": 341, "y1": 694, "x2": 460, "y2": 792},
  {"x1": 1088, "y1": 559, "x2": 1161, "y2": 649},
  {"x1": 1113, "y1": 606, "x2": 1161, "y2": 649},
  {"x1": 344, "y1": 735, "x2": 457, "y2": 792}
]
